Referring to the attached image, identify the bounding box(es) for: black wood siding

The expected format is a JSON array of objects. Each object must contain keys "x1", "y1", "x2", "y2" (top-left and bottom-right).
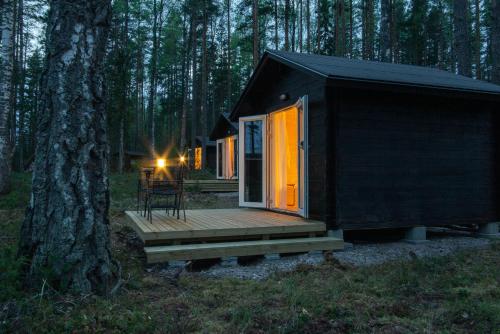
[{"x1": 335, "y1": 88, "x2": 498, "y2": 229}]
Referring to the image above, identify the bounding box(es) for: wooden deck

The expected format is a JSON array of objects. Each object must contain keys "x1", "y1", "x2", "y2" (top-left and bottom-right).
[
  {"x1": 124, "y1": 209, "x2": 343, "y2": 263},
  {"x1": 125, "y1": 208, "x2": 326, "y2": 244}
]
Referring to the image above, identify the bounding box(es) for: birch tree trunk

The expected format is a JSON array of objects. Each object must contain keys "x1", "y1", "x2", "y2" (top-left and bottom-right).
[
  {"x1": 453, "y1": 0, "x2": 472, "y2": 77},
  {"x1": 491, "y1": 0, "x2": 500, "y2": 83},
  {"x1": 0, "y1": 0, "x2": 15, "y2": 194},
  {"x1": 18, "y1": 0, "x2": 119, "y2": 295}
]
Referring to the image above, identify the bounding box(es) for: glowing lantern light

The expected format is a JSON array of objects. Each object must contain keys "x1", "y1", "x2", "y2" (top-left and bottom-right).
[
  {"x1": 157, "y1": 158, "x2": 166, "y2": 168},
  {"x1": 180, "y1": 155, "x2": 186, "y2": 163}
]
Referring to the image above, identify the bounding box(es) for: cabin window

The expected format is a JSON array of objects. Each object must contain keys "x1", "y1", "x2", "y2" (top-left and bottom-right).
[
  {"x1": 194, "y1": 147, "x2": 202, "y2": 170},
  {"x1": 216, "y1": 135, "x2": 238, "y2": 180}
]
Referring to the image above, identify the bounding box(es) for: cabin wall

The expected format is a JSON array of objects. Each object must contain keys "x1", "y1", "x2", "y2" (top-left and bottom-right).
[
  {"x1": 333, "y1": 87, "x2": 499, "y2": 230},
  {"x1": 242, "y1": 64, "x2": 328, "y2": 220}
]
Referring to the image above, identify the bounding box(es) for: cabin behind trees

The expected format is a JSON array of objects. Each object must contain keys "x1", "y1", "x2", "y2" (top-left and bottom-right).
[{"x1": 228, "y1": 50, "x2": 500, "y2": 233}]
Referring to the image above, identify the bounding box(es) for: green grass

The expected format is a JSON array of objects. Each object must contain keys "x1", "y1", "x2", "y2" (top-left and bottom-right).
[{"x1": 1, "y1": 173, "x2": 499, "y2": 333}]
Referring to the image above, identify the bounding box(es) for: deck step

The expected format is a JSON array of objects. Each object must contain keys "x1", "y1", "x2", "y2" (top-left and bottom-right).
[{"x1": 144, "y1": 237, "x2": 344, "y2": 263}]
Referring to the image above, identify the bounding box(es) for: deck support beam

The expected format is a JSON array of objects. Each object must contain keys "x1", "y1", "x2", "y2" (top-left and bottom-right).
[
  {"x1": 477, "y1": 222, "x2": 499, "y2": 238},
  {"x1": 404, "y1": 226, "x2": 428, "y2": 243}
]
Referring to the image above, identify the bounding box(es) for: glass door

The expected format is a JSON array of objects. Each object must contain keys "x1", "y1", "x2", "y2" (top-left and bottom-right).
[{"x1": 239, "y1": 115, "x2": 267, "y2": 207}]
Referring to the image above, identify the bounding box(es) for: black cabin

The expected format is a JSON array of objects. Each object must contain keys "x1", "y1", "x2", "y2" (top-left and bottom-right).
[{"x1": 228, "y1": 50, "x2": 500, "y2": 232}]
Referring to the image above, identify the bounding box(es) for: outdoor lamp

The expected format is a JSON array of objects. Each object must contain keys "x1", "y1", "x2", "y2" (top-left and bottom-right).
[{"x1": 157, "y1": 158, "x2": 166, "y2": 168}]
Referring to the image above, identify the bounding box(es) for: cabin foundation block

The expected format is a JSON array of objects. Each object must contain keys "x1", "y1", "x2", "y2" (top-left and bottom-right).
[
  {"x1": 477, "y1": 223, "x2": 499, "y2": 238},
  {"x1": 264, "y1": 253, "x2": 281, "y2": 261},
  {"x1": 327, "y1": 229, "x2": 344, "y2": 240},
  {"x1": 308, "y1": 250, "x2": 323, "y2": 257},
  {"x1": 404, "y1": 226, "x2": 428, "y2": 244},
  {"x1": 168, "y1": 260, "x2": 187, "y2": 268},
  {"x1": 220, "y1": 256, "x2": 239, "y2": 267}
]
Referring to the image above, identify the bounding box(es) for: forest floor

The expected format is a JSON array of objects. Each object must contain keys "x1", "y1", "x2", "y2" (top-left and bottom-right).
[{"x1": 1, "y1": 173, "x2": 499, "y2": 333}]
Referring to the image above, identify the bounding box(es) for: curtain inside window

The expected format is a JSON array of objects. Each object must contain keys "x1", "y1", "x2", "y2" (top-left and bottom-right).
[{"x1": 270, "y1": 107, "x2": 298, "y2": 211}]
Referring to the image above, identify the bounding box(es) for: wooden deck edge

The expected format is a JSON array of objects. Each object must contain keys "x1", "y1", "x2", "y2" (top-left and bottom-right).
[{"x1": 144, "y1": 237, "x2": 344, "y2": 263}]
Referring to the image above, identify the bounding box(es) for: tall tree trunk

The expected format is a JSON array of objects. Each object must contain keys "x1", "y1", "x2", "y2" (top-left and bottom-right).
[
  {"x1": 19, "y1": 0, "x2": 118, "y2": 295},
  {"x1": 380, "y1": 0, "x2": 392, "y2": 61},
  {"x1": 148, "y1": 0, "x2": 163, "y2": 152},
  {"x1": 490, "y1": 0, "x2": 500, "y2": 83},
  {"x1": 285, "y1": 0, "x2": 290, "y2": 50},
  {"x1": 362, "y1": 0, "x2": 375, "y2": 60},
  {"x1": 253, "y1": 0, "x2": 259, "y2": 67},
  {"x1": 118, "y1": 0, "x2": 129, "y2": 174},
  {"x1": 453, "y1": 0, "x2": 472, "y2": 76},
  {"x1": 17, "y1": 0, "x2": 27, "y2": 171},
  {"x1": 306, "y1": 0, "x2": 311, "y2": 52},
  {"x1": 180, "y1": 10, "x2": 192, "y2": 152},
  {"x1": 274, "y1": 0, "x2": 279, "y2": 49},
  {"x1": 474, "y1": 0, "x2": 481, "y2": 79},
  {"x1": 200, "y1": 1, "x2": 208, "y2": 168},
  {"x1": 291, "y1": 0, "x2": 296, "y2": 51},
  {"x1": 190, "y1": 14, "x2": 198, "y2": 151},
  {"x1": 334, "y1": 0, "x2": 345, "y2": 56},
  {"x1": 0, "y1": 0, "x2": 15, "y2": 194},
  {"x1": 349, "y1": 0, "x2": 353, "y2": 57},
  {"x1": 299, "y1": 0, "x2": 303, "y2": 52},
  {"x1": 226, "y1": 0, "x2": 232, "y2": 105}
]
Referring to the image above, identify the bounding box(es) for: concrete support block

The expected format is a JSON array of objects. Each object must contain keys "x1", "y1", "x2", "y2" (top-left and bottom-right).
[
  {"x1": 404, "y1": 226, "x2": 428, "y2": 244},
  {"x1": 327, "y1": 229, "x2": 344, "y2": 240},
  {"x1": 264, "y1": 253, "x2": 281, "y2": 261},
  {"x1": 308, "y1": 250, "x2": 323, "y2": 257},
  {"x1": 477, "y1": 223, "x2": 499, "y2": 238},
  {"x1": 168, "y1": 260, "x2": 187, "y2": 268},
  {"x1": 220, "y1": 256, "x2": 238, "y2": 267}
]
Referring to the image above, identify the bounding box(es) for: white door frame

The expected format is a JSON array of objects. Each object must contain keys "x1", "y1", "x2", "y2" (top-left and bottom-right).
[
  {"x1": 298, "y1": 95, "x2": 309, "y2": 218},
  {"x1": 239, "y1": 115, "x2": 267, "y2": 208},
  {"x1": 238, "y1": 96, "x2": 308, "y2": 217}
]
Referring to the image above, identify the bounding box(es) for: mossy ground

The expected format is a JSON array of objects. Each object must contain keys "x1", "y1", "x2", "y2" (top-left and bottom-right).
[{"x1": 1, "y1": 174, "x2": 499, "y2": 333}]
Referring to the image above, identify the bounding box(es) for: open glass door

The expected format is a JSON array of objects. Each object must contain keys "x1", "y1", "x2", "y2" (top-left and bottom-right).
[{"x1": 239, "y1": 115, "x2": 267, "y2": 207}]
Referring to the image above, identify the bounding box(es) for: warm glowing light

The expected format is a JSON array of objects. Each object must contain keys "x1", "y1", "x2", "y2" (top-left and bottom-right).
[
  {"x1": 180, "y1": 155, "x2": 186, "y2": 163},
  {"x1": 157, "y1": 158, "x2": 166, "y2": 168},
  {"x1": 270, "y1": 106, "x2": 298, "y2": 211},
  {"x1": 194, "y1": 147, "x2": 202, "y2": 170}
]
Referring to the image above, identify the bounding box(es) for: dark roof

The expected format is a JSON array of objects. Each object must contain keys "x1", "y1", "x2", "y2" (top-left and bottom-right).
[
  {"x1": 268, "y1": 50, "x2": 500, "y2": 94},
  {"x1": 210, "y1": 112, "x2": 238, "y2": 140}
]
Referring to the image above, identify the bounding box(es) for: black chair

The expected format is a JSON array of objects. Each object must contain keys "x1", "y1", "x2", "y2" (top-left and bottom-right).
[
  {"x1": 137, "y1": 167, "x2": 155, "y2": 216},
  {"x1": 146, "y1": 165, "x2": 186, "y2": 222}
]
